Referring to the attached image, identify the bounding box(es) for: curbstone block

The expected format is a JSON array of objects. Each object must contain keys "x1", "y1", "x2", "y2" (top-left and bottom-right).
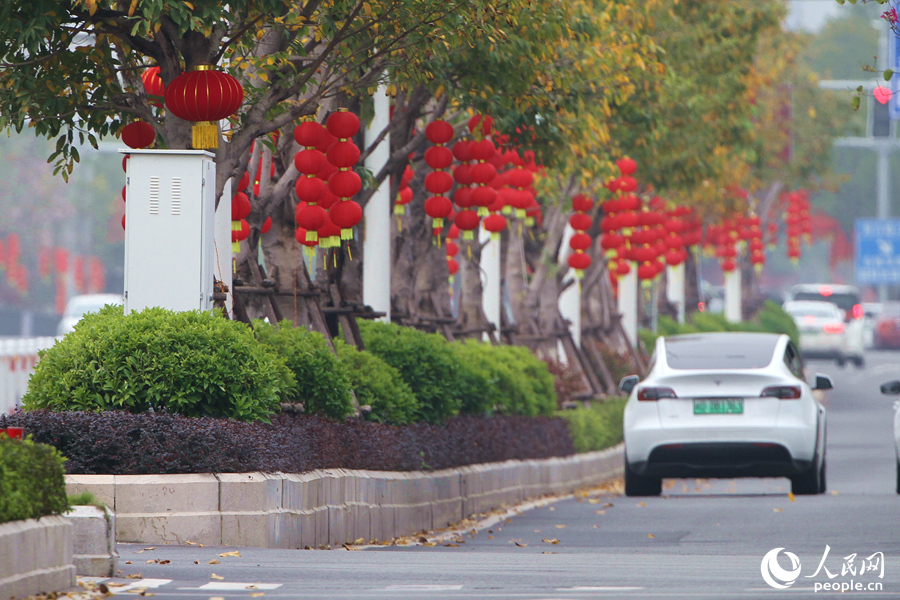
[{"x1": 114, "y1": 474, "x2": 218, "y2": 514}]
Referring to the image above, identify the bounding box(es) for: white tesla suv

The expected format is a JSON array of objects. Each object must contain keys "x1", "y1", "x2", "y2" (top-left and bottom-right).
[{"x1": 621, "y1": 332, "x2": 832, "y2": 497}]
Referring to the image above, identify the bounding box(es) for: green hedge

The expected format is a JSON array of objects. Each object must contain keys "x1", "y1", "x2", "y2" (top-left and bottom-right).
[
  {"x1": 0, "y1": 436, "x2": 69, "y2": 524},
  {"x1": 557, "y1": 397, "x2": 626, "y2": 453},
  {"x1": 639, "y1": 300, "x2": 800, "y2": 351},
  {"x1": 254, "y1": 320, "x2": 355, "y2": 420},
  {"x1": 358, "y1": 320, "x2": 466, "y2": 423},
  {"x1": 334, "y1": 339, "x2": 419, "y2": 425},
  {"x1": 23, "y1": 306, "x2": 294, "y2": 422}
]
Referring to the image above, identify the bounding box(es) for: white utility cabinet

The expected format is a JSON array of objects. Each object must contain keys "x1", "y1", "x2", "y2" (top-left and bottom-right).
[{"x1": 122, "y1": 149, "x2": 220, "y2": 314}]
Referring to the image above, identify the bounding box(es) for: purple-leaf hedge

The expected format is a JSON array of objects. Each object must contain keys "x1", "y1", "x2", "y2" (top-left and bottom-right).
[{"x1": 0, "y1": 410, "x2": 576, "y2": 475}]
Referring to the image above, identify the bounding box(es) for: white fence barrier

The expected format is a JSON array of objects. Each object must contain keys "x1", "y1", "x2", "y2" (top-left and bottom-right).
[{"x1": 1, "y1": 337, "x2": 59, "y2": 414}]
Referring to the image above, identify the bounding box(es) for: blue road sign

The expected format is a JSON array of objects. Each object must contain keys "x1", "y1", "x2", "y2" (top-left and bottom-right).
[{"x1": 855, "y1": 218, "x2": 900, "y2": 284}]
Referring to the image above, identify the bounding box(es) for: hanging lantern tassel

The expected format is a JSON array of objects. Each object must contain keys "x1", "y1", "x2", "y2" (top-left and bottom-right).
[
  {"x1": 231, "y1": 220, "x2": 241, "y2": 253},
  {"x1": 193, "y1": 121, "x2": 218, "y2": 150}
]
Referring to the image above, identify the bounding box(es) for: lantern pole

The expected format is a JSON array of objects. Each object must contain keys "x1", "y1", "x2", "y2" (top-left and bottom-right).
[
  {"x1": 557, "y1": 222, "x2": 581, "y2": 355},
  {"x1": 363, "y1": 83, "x2": 391, "y2": 322}
]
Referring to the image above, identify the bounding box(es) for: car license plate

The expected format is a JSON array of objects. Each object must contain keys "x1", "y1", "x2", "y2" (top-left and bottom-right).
[{"x1": 693, "y1": 399, "x2": 743, "y2": 414}]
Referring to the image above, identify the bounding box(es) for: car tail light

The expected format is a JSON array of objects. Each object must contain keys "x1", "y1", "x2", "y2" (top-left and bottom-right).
[
  {"x1": 637, "y1": 387, "x2": 677, "y2": 401},
  {"x1": 761, "y1": 385, "x2": 802, "y2": 400},
  {"x1": 823, "y1": 323, "x2": 844, "y2": 334},
  {"x1": 852, "y1": 303, "x2": 864, "y2": 320}
]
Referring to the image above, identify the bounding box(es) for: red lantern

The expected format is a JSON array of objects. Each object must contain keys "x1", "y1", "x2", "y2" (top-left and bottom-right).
[
  {"x1": 294, "y1": 121, "x2": 325, "y2": 147},
  {"x1": 164, "y1": 66, "x2": 244, "y2": 149},
  {"x1": 569, "y1": 233, "x2": 592, "y2": 252},
  {"x1": 447, "y1": 258, "x2": 460, "y2": 278},
  {"x1": 615, "y1": 157, "x2": 637, "y2": 176},
  {"x1": 326, "y1": 141, "x2": 360, "y2": 169},
  {"x1": 296, "y1": 204, "x2": 328, "y2": 240},
  {"x1": 453, "y1": 164, "x2": 473, "y2": 185},
  {"x1": 470, "y1": 139, "x2": 496, "y2": 161},
  {"x1": 452, "y1": 141, "x2": 473, "y2": 162},
  {"x1": 328, "y1": 170, "x2": 362, "y2": 198},
  {"x1": 568, "y1": 252, "x2": 591, "y2": 277},
  {"x1": 470, "y1": 162, "x2": 497, "y2": 185},
  {"x1": 483, "y1": 213, "x2": 506, "y2": 240},
  {"x1": 326, "y1": 109, "x2": 360, "y2": 139},
  {"x1": 425, "y1": 171, "x2": 454, "y2": 195},
  {"x1": 572, "y1": 194, "x2": 593, "y2": 212},
  {"x1": 261, "y1": 216, "x2": 272, "y2": 235},
  {"x1": 294, "y1": 149, "x2": 324, "y2": 175},
  {"x1": 454, "y1": 210, "x2": 480, "y2": 240},
  {"x1": 425, "y1": 196, "x2": 454, "y2": 229},
  {"x1": 295, "y1": 176, "x2": 327, "y2": 204},
  {"x1": 617, "y1": 176, "x2": 638, "y2": 192},
  {"x1": 232, "y1": 192, "x2": 251, "y2": 220},
  {"x1": 569, "y1": 213, "x2": 592, "y2": 232},
  {"x1": 637, "y1": 262, "x2": 657, "y2": 280},
  {"x1": 425, "y1": 120, "x2": 454, "y2": 144},
  {"x1": 232, "y1": 219, "x2": 250, "y2": 242},
  {"x1": 121, "y1": 121, "x2": 156, "y2": 149},
  {"x1": 330, "y1": 200, "x2": 363, "y2": 240},
  {"x1": 318, "y1": 217, "x2": 342, "y2": 249},
  {"x1": 141, "y1": 66, "x2": 165, "y2": 106},
  {"x1": 425, "y1": 146, "x2": 454, "y2": 170}
]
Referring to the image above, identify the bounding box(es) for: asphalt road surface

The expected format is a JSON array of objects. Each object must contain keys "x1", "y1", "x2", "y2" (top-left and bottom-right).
[{"x1": 67, "y1": 350, "x2": 900, "y2": 600}]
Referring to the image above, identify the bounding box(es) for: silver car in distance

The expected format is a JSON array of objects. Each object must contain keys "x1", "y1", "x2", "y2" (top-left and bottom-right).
[{"x1": 620, "y1": 332, "x2": 832, "y2": 497}]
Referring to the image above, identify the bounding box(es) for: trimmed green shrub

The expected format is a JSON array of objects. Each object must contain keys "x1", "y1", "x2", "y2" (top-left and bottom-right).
[
  {"x1": 640, "y1": 301, "x2": 800, "y2": 350},
  {"x1": 333, "y1": 339, "x2": 419, "y2": 425},
  {"x1": 358, "y1": 320, "x2": 463, "y2": 423},
  {"x1": 499, "y1": 345, "x2": 557, "y2": 415},
  {"x1": 0, "y1": 436, "x2": 69, "y2": 524},
  {"x1": 557, "y1": 397, "x2": 626, "y2": 453},
  {"x1": 22, "y1": 306, "x2": 294, "y2": 422},
  {"x1": 254, "y1": 320, "x2": 355, "y2": 420}
]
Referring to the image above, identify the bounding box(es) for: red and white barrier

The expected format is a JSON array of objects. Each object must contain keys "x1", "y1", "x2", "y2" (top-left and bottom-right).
[{"x1": 1, "y1": 337, "x2": 59, "y2": 415}]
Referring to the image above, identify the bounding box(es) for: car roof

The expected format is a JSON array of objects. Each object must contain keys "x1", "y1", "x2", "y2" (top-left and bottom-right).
[{"x1": 788, "y1": 283, "x2": 860, "y2": 294}]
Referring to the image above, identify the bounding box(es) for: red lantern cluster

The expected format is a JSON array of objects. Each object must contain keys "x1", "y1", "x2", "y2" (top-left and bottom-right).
[
  {"x1": 424, "y1": 120, "x2": 455, "y2": 232},
  {"x1": 446, "y1": 238, "x2": 460, "y2": 284},
  {"x1": 0, "y1": 234, "x2": 27, "y2": 297},
  {"x1": 231, "y1": 172, "x2": 251, "y2": 253},
  {"x1": 326, "y1": 109, "x2": 363, "y2": 242},
  {"x1": 782, "y1": 189, "x2": 811, "y2": 264},
  {"x1": 567, "y1": 194, "x2": 594, "y2": 279},
  {"x1": 293, "y1": 121, "x2": 330, "y2": 251}
]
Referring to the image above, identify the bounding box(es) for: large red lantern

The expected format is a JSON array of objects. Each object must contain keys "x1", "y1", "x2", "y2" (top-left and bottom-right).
[
  {"x1": 568, "y1": 251, "x2": 591, "y2": 278},
  {"x1": 330, "y1": 200, "x2": 363, "y2": 240},
  {"x1": 483, "y1": 213, "x2": 506, "y2": 241},
  {"x1": 425, "y1": 196, "x2": 454, "y2": 229},
  {"x1": 326, "y1": 110, "x2": 361, "y2": 139},
  {"x1": 121, "y1": 121, "x2": 156, "y2": 149},
  {"x1": 454, "y1": 210, "x2": 480, "y2": 240},
  {"x1": 164, "y1": 65, "x2": 244, "y2": 149},
  {"x1": 426, "y1": 120, "x2": 454, "y2": 145}
]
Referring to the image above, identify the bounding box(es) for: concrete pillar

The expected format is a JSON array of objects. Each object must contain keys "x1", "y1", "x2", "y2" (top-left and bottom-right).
[
  {"x1": 363, "y1": 84, "x2": 391, "y2": 322},
  {"x1": 666, "y1": 263, "x2": 685, "y2": 324},
  {"x1": 724, "y1": 268, "x2": 742, "y2": 323},
  {"x1": 480, "y1": 226, "x2": 501, "y2": 342},
  {"x1": 618, "y1": 264, "x2": 638, "y2": 347}
]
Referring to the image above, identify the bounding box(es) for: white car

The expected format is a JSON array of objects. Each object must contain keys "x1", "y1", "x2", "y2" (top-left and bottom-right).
[
  {"x1": 879, "y1": 379, "x2": 900, "y2": 494},
  {"x1": 56, "y1": 293, "x2": 124, "y2": 335},
  {"x1": 784, "y1": 284, "x2": 865, "y2": 367},
  {"x1": 620, "y1": 332, "x2": 832, "y2": 497},
  {"x1": 783, "y1": 300, "x2": 848, "y2": 366}
]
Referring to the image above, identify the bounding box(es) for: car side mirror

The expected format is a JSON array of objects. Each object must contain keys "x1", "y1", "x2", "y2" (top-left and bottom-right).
[
  {"x1": 619, "y1": 375, "x2": 640, "y2": 394},
  {"x1": 881, "y1": 380, "x2": 900, "y2": 395},
  {"x1": 813, "y1": 374, "x2": 833, "y2": 391}
]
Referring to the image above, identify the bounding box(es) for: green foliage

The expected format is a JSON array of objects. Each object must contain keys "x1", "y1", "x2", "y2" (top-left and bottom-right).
[
  {"x1": 557, "y1": 398, "x2": 626, "y2": 454},
  {"x1": 0, "y1": 436, "x2": 69, "y2": 524},
  {"x1": 357, "y1": 321, "x2": 464, "y2": 424},
  {"x1": 639, "y1": 301, "x2": 800, "y2": 349},
  {"x1": 22, "y1": 306, "x2": 293, "y2": 422},
  {"x1": 333, "y1": 339, "x2": 419, "y2": 425},
  {"x1": 67, "y1": 491, "x2": 103, "y2": 508},
  {"x1": 254, "y1": 320, "x2": 355, "y2": 420}
]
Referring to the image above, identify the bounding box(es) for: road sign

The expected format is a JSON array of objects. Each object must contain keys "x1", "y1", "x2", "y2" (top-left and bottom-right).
[{"x1": 855, "y1": 218, "x2": 900, "y2": 284}]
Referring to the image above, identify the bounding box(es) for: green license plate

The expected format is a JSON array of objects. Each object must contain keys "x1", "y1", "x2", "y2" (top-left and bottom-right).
[{"x1": 693, "y1": 399, "x2": 743, "y2": 414}]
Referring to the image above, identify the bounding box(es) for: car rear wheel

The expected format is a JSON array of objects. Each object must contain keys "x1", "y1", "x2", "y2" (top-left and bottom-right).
[
  {"x1": 791, "y1": 457, "x2": 825, "y2": 495},
  {"x1": 852, "y1": 356, "x2": 865, "y2": 368},
  {"x1": 624, "y1": 459, "x2": 662, "y2": 497}
]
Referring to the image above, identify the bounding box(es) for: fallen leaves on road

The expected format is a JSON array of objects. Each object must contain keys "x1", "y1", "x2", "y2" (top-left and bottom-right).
[
  {"x1": 219, "y1": 551, "x2": 241, "y2": 558},
  {"x1": 514, "y1": 541, "x2": 528, "y2": 547},
  {"x1": 542, "y1": 538, "x2": 560, "y2": 545},
  {"x1": 210, "y1": 573, "x2": 224, "y2": 580},
  {"x1": 554, "y1": 524, "x2": 566, "y2": 529},
  {"x1": 788, "y1": 492, "x2": 795, "y2": 503},
  {"x1": 126, "y1": 573, "x2": 142, "y2": 579},
  {"x1": 207, "y1": 559, "x2": 220, "y2": 565},
  {"x1": 773, "y1": 508, "x2": 783, "y2": 512},
  {"x1": 648, "y1": 533, "x2": 655, "y2": 538}
]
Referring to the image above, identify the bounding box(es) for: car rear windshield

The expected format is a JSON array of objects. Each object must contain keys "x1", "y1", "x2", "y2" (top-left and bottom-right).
[
  {"x1": 785, "y1": 303, "x2": 838, "y2": 318},
  {"x1": 791, "y1": 291, "x2": 859, "y2": 312},
  {"x1": 665, "y1": 334, "x2": 778, "y2": 370}
]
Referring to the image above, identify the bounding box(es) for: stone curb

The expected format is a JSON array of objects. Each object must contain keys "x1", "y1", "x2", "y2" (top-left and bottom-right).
[
  {"x1": 67, "y1": 505, "x2": 118, "y2": 577},
  {"x1": 65, "y1": 445, "x2": 624, "y2": 549},
  {"x1": 0, "y1": 515, "x2": 75, "y2": 600}
]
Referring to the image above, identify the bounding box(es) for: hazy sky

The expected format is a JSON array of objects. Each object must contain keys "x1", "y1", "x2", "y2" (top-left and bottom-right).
[{"x1": 785, "y1": 0, "x2": 848, "y2": 32}]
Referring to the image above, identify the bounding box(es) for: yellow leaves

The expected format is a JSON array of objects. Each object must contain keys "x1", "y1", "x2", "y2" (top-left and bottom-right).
[
  {"x1": 362, "y1": 2, "x2": 372, "y2": 16},
  {"x1": 219, "y1": 551, "x2": 241, "y2": 557},
  {"x1": 85, "y1": 0, "x2": 98, "y2": 16},
  {"x1": 210, "y1": 573, "x2": 225, "y2": 580},
  {"x1": 128, "y1": 0, "x2": 138, "y2": 17},
  {"x1": 184, "y1": 1, "x2": 194, "y2": 9}
]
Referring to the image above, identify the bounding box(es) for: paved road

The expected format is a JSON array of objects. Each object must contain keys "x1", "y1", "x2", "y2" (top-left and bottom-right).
[{"x1": 72, "y1": 350, "x2": 900, "y2": 599}]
